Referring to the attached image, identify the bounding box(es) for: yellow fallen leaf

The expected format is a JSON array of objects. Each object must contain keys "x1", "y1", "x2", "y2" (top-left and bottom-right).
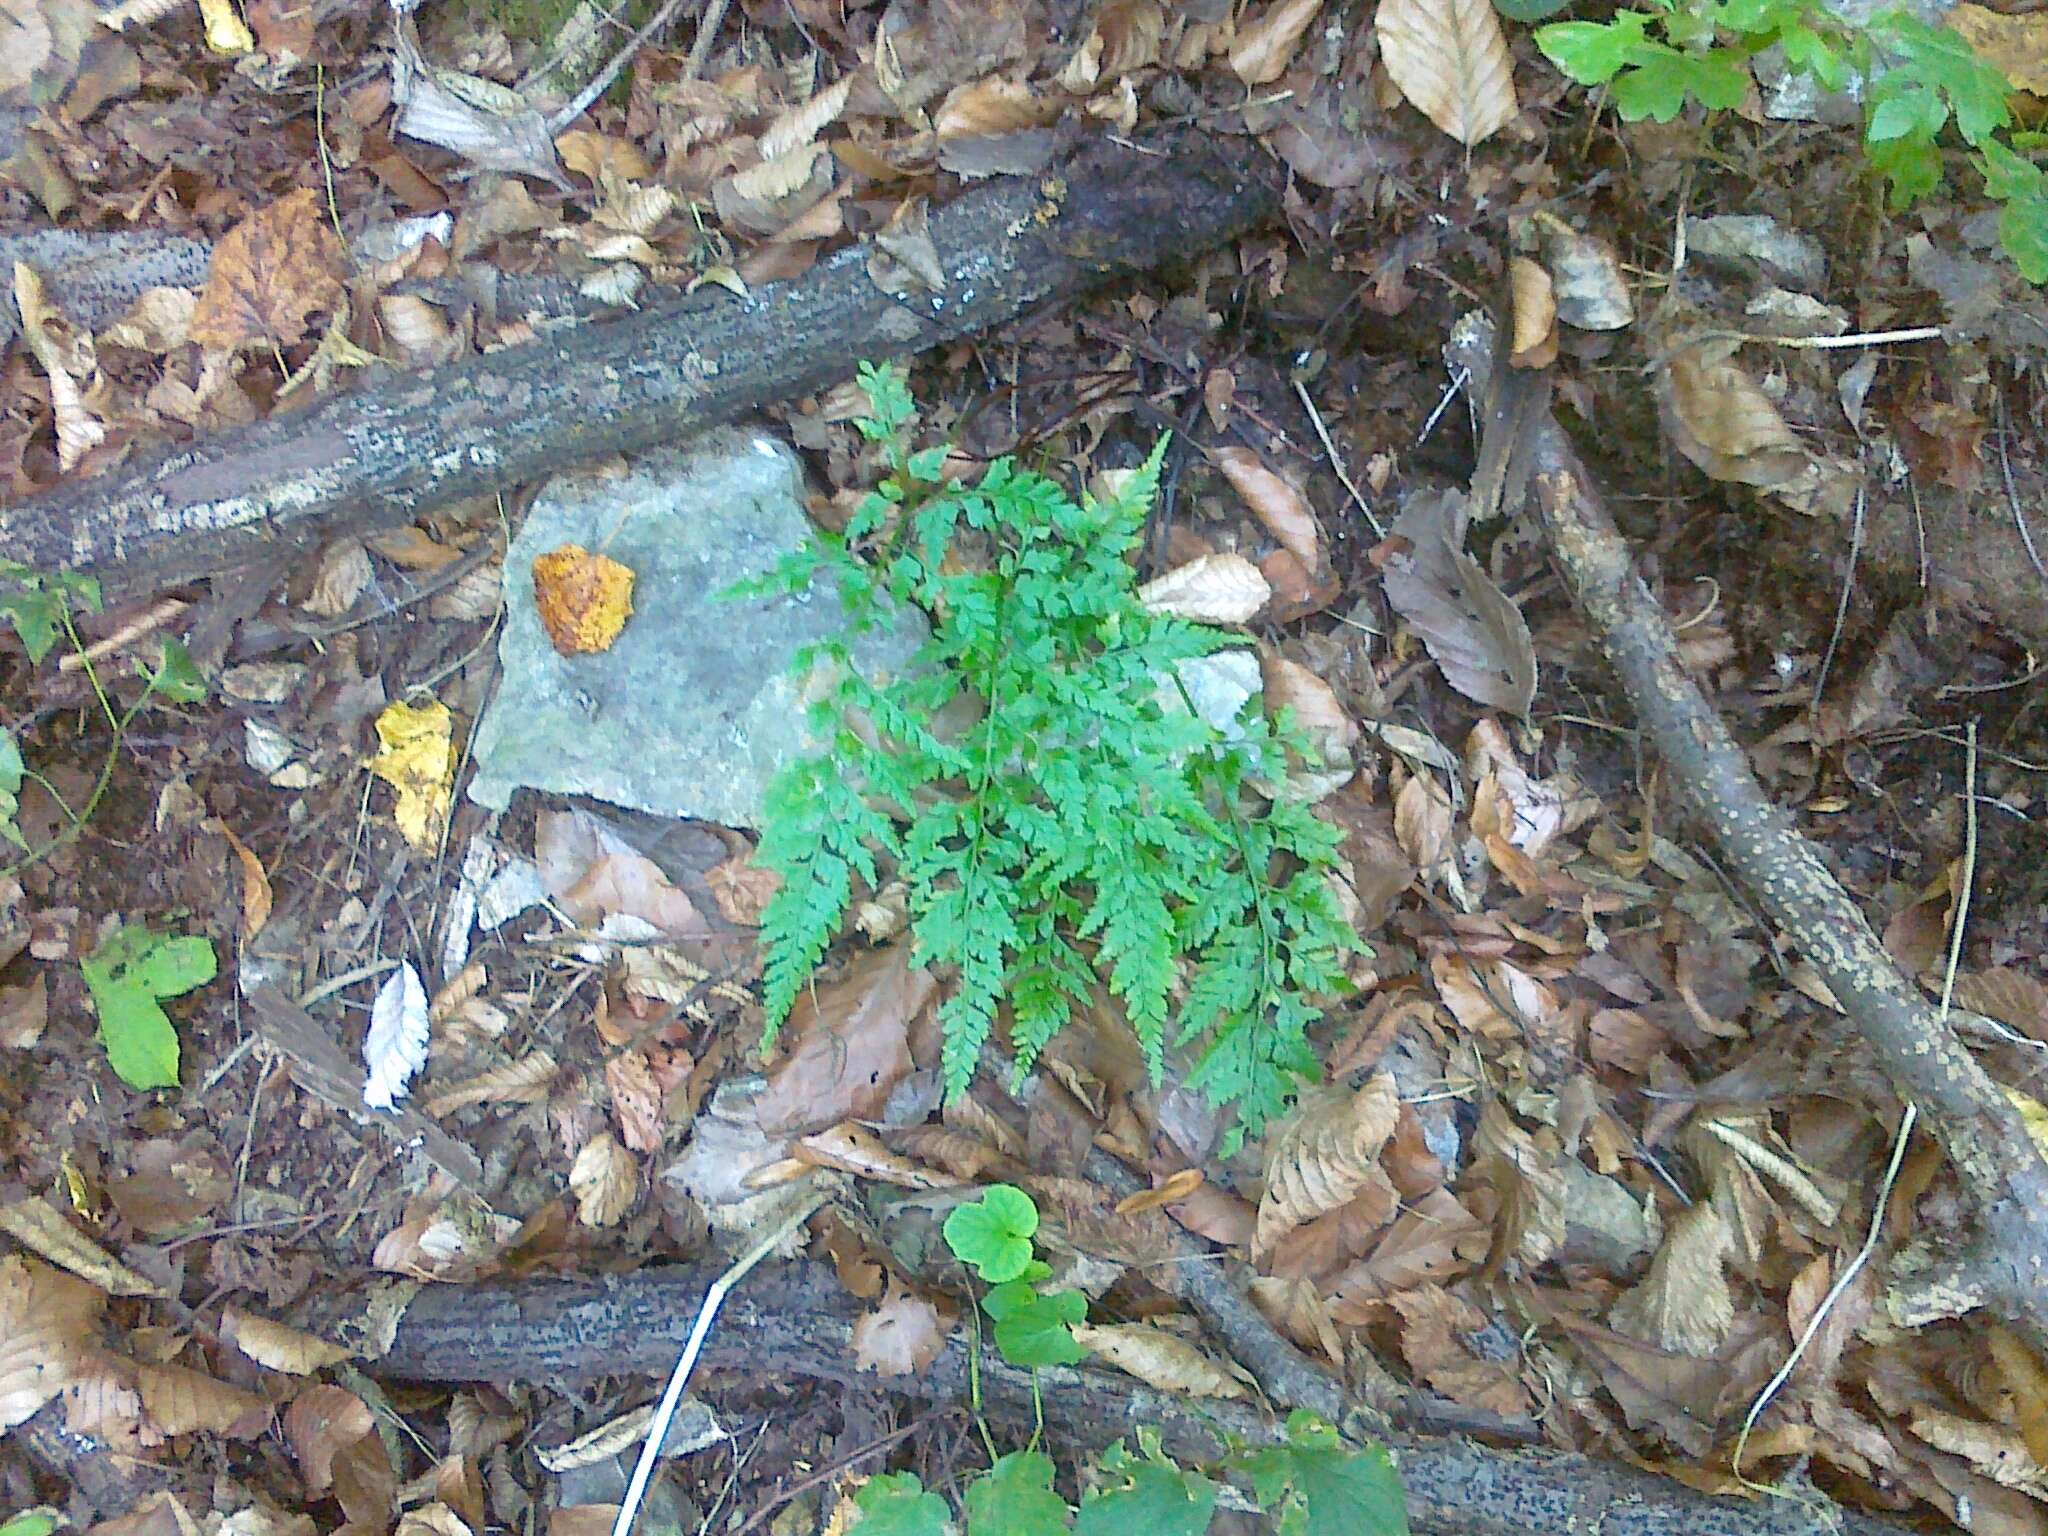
[
  {"x1": 368, "y1": 699, "x2": 456, "y2": 850},
  {"x1": 198, "y1": 0, "x2": 254, "y2": 53},
  {"x1": 2006, "y1": 1085, "x2": 2048, "y2": 1163}
]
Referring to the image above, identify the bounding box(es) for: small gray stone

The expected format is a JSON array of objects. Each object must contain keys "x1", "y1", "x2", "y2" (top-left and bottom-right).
[{"x1": 468, "y1": 429, "x2": 925, "y2": 829}]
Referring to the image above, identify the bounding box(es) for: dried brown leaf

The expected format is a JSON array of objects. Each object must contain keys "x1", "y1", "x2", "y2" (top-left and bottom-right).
[
  {"x1": 935, "y1": 77, "x2": 1053, "y2": 137},
  {"x1": 1388, "y1": 1284, "x2": 1531, "y2": 1418},
  {"x1": 1327, "y1": 1189, "x2": 1487, "y2": 1321},
  {"x1": 606, "y1": 1049, "x2": 668, "y2": 1154},
  {"x1": 754, "y1": 944, "x2": 934, "y2": 1135},
  {"x1": 705, "y1": 852, "x2": 778, "y2": 926},
  {"x1": 795, "y1": 1122, "x2": 953, "y2": 1188},
  {"x1": 1069, "y1": 1323, "x2": 1249, "y2": 1398},
  {"x1": 1948, "y1": 4, "x2": 2048, "y2": 93},
  {"x1": 132, "y1": 1357, "x2": 269, "y2": 1437},
  {"x1": 534, "y1": 809, "x2": 711, "y2": 939},
  {"x1": 0, "y1": 974, "x2": 50, "y2": 1048},
  {"x1": 1213, "y1": 445, "x2": 1320, "y2": 573},
  {"x1": 225, "y1": 1308, "x2": 352, "y2": 1374},
  {"x1": 1375, "y1": 0, "x2": 1517, "y2": 145},
  {"x1": 1659, "y1": 342, "x2": 1808, "y2": 488},
  {"x1": 1508, "y1": 257, "x2": 1558, "y2": 368},
  {"x1": 1393, "y1": 771, "x2": 1453, "y2": 870},
  {"x1": 421, "y1": 1053, "x2": 559, "y2": 1116},
  {"x1": 188, "y1": 188, "x2": 345, "y2": 352},
  {"x1": 0, "y1": 1195, "x2": 163, "y2": 1295},
  {"x1": 1230, "y1": 0, "x2": 1322, "y2": 85},
  {"x1": 1989, "y1": 1325, "x2": 2048, "y2": 1472},
  {"x1": 1956, "y1": 969, "x2": 2048, "y2": 1044},
  {"x1": 1254, "y1": 1074, "x2": 1400, "y2": 1259},
  {"x1": 850, "y1": 1282, "x2": 950, "y2": 1376},
  {"x1": 1248, "y1": 1274, "x2": 1345, "y2": 1364},
  {"x1": 1137, "y1": 553, "x2": 1270, "y2": 625},
  {"x1": 569, "y1": 1132, "x2": 639, "y2": 1228},
  {"x1": 0, "y1": 1255, "x2": 102, "y2": 1430},
  {"x1": 286, "y1": 1384, "x2": 375, "y2": 1493},
  {"x1": 1381, "y1": 491, "x2": 1537, "y2": 713},
  {"x1": 214, "y1": 820, "x2": 273, "y2": 941},
  {"x1": 1608, "y1": 1199, "x2": 1734, "y2": 1357}
]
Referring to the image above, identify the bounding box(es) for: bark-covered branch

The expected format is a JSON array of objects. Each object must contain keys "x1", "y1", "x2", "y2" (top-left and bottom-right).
[
  {"x1": 0, "y1": 132, "x2": 1274, "y2": 599},
  {"x1": 336, "y1": 1262, "x2": 1910, "y2": 1536}
]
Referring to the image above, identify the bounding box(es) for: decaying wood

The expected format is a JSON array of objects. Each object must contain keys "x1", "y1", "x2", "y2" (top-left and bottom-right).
[
  {"x1": 0, "y1": 133, "x2": 1274, "y2": 600},
  {"x1": 1472, "y1": 338, "x2": 2048, "y2": 1353},
  {"x1": 341, "y1": 1262, "x2": 1911, "y2": 1536}
]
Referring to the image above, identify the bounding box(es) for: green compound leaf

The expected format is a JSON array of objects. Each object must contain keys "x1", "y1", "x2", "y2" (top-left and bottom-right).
[
  {"x1": 1534, "y1": 17, "x2": 1642, "y2": 85},
  {"x1": 965, "y1": 1451, "x2": 1071, "y2": 1536},
  {"x1": 1072, "y1": 1435, "x2": 1215, "y2": 1536},
  {"x1": 81, "y1": 925, "x2": 216, "y2": 1092},
  {"x1": 854, "y1": 1472, "x2": 953, "y2": 1536},
  {"x1": 944, "y1": 1184, "x2": 1039, "y2": 1282},
  {"x1": 1236, "y1": 1412, "x2": 1410, "y2": 1536},
  {"x1": 982, "y1": 1280, "x2": 1088, "y2": 1368}
]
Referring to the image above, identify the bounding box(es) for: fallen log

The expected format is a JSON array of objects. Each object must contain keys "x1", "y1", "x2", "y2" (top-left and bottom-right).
[
  {"x1": 0, "y1": 132, "x2": 1274, "y2": 599},
  {"x1": 341, "y1": 1262, "x2": 1911, "y2": 1536}
]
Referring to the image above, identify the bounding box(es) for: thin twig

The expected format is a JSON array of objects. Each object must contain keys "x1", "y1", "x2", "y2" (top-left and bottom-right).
[
  {"x1": 682, "y1": 0, "x2": 732, "y2": 80},
  {"x1": 1292, "y1": 375, "x2": 1384, "y2": 536},
  {"x1": 612, "y1": 1179, "x2": 831, "y2": 1536},
  {"x1": 1995, "y1": 386, "x2": 2048, "y2": 585},
  {"x1": 1810, "y1": 482, "x2": 1862, "y2": 717}
]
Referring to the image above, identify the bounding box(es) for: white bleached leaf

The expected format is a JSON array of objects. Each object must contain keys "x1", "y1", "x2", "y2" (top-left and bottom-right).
[
  {"x1": 1138, "y1": 553, "x2": 1270, "y2": 624},
  {"x1": 363, "y1": 963, "x2": 430, "y2": 1111}
]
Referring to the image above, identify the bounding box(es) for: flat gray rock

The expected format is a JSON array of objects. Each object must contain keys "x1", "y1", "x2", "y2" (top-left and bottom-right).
[{"x1": 469, "y1": 429, "x2": 925, "y2": 829}]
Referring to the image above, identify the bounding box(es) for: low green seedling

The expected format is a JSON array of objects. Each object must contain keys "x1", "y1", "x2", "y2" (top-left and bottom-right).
[
  {"x1": 0, "y1": 1511, "x2": 60, "y2": 1536},
  {"x1": 1, "y1": 560, "x2": 207, "y2": 869},
  {"x1": 1531, "y1": 0, "x2": 2048, "y2": 283},
  {"x1": 945, "y1": 1185, "x2": 1088, "y2": 1369},
  {"x1": 736, "y1": 363, "x2": 1363, "y2": 1148},
  {"x1": 81, "y1": 923, "x2": 217, "y2": 1092},
  {"x1": 853, "y1": 1184, "x2": 1409, "y2": 1532},
  {"x1": 848, "y1": 1416, "x2": 1408, "y2": 1536}
]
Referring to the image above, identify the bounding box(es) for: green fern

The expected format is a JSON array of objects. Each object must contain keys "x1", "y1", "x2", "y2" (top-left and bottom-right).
[{"x1": 741, "y1": 363, "x2": 1365, "y2": 1142}]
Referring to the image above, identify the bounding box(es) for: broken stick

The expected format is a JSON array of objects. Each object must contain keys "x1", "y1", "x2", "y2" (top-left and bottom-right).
[{"x1": 0, "y1": 132, "x2": 1273, "y2": 600}]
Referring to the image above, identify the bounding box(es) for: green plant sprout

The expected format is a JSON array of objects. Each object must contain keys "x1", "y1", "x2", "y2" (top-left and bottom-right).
[
  {"x1": 736, "y1": 363, "x2": 1364, "y2": 1148},
  {"x1": 1, "y1": 560, "x2": 207, "y2": 869},
  {"x1": 1532, "y1": 0, "x2": 2048, "y2": 283},
  {"x1": 844, "y1": 1183, "x2": 1410, "y2": 1534},
  {"x1": 80, "y1": 922, "x2": 216, "y2": 1092}
]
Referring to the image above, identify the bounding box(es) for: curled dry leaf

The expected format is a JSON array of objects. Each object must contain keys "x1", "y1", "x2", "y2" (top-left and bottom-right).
[
  {"x1": 1248, "y1": 1274, "x2": 1345, "y2": 1364},
  {"x1": 794, "y1": 1122, "x2": 954, "y2": 1188},
  {"x1": 1508, "y1": 257, "x2": 1558, "y2": 369},
  {"x1": 1375, "y1": 0, "x2": 1518, "y2": 146},
  {"x1": 1607, "y1": 1199, "x2": 1735, "y2": 1357},
  {"x1": 211, "y1": 821, "x2": 273, "y2": 941},
  {"x1": 605, "y1": 1049, "x2": 668, "y2": 1154},
  {"x1": 1387, "y1": 1284, "x2": 1532, "y2": 1419},
  {"x1": 1213, "y1": 445, "x2": 1320, "y2": 575},
  {"x1": 1115, "y1": 1167, "x2": 1205, "y2": 1216},
  {"x1": 1254, "y1": 1074, "x2": 1400, "y2": 1260},
  {"x1": 1070, "y1": 1323, "x2": 1249, "y2": 1399},
  {"x1": 225, "y1": 1308, "x2": 352, "y2": 1374},
  {"x1": 1530, "y1": 213, "x2": 1633, "y2": 331},
  {"x1": 286, "y1": 1383, "x2": 376, "y2": 1492},
  {"x1": 1658, "y1": 341, "x2": 1808, "y2": 489},
  {"x1": 936, "y1": 77, "x2": 1055, "y2": 138},
  {"x1": 1230, "y1": 0, "x2": 1322, "y2": 85},
  {"x1": 534, "y1": 808, "x2": 711, "y2": 939},
  {"x1": 13, "y1": 262, "x2": 106, "y2": 472},
  {"x1": 569, "y1": 1132, "x2": 639, "y2": 1227},
  {"x1": 851, "y1": 1282, "x2": 951, "y2": 1376},
  {"x1": 1326, "y1": 1187, "x2": 1488, "y2": 1320},
  {"x1": 1138, "y1": 553, "x2": 1270, "y2": 625}
]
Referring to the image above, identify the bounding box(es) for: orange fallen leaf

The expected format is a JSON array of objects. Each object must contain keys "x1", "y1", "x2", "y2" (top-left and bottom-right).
[{"x1": 533, "y1": 544, "x2": 635, "y2": 655}]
